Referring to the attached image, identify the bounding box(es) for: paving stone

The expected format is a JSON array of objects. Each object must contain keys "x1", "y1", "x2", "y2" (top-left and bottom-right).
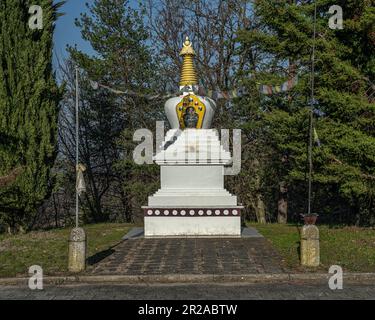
[{"x1": 87, "y1": 238, "x2": 286, "y2": 275}]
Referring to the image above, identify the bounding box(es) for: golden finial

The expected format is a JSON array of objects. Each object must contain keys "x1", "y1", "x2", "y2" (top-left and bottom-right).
[
  {"x1": 180, "y1": 36, "x2": 196, "y2": 56},
  {"x1": 179, "y1": 36, "x2": 198, "y2": 87}
]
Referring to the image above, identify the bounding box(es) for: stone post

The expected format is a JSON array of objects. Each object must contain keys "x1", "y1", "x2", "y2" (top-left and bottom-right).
[
  {"x1": 68, "y1": 227, "x2": 86, "y2": 273},
  {"x1": 300, "y1": 224, "x2": 320, "y2": 267}
]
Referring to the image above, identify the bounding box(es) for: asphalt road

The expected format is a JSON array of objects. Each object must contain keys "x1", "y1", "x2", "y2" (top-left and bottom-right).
[{"x1": 0, "y1": 281, "x2": 374, "y2": 300}]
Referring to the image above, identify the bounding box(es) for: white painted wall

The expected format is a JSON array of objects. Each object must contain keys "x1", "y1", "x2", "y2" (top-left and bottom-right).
[
  {"x1": 161, "y1": 166, "x2": 223, "y2": 189},
  {"x1": 144, "y1": 216, "x2": 241, "y2": 237}
]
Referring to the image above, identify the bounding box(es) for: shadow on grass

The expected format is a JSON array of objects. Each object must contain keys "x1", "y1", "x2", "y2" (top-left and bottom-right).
[
  {"x1": 296, "y1": 241, "x2": 301, "y2": 261},
  {"x1": 87, "y1": 240, "x2": 124, "y2": 266}
]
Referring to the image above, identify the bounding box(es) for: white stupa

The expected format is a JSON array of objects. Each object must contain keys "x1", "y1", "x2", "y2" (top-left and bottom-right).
[{"x1": 142, "y1": 37, "x2": 242, "y2": 237}]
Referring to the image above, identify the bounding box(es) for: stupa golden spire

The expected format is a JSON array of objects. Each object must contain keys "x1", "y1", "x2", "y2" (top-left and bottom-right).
[{"x1": 179, "y1": 36, "x2": 198, "y2": 87}]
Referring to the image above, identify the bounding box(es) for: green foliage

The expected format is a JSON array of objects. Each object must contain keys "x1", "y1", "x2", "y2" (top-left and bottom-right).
[
  {"x1": 238, "y1": 0, "x2": 374, "y2": 224},
  {"x1": 68, "y1": 0, "x2": 154, "y2": 91},
  {"x1": 66, "y1": 0, "x2": 161, "y2": 223},
  {"x1": 0, "y1": 1, "x2": 63, "y2": 231}
]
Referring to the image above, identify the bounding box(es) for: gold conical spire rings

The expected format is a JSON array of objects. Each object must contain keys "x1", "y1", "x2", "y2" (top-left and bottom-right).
[{"x1": 179, "y1": 36, "x2": 198, "y2": 87}]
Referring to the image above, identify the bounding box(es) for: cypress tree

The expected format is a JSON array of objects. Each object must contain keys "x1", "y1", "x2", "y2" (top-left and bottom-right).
[{"x1": 0, "y1": 1, "x2": 63, "y2": 232}]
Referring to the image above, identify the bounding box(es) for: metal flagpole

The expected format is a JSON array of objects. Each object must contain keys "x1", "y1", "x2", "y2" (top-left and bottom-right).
[
  {"x1": 308, "y1": 1, "x2": 317, "y2": 215},
  {"x1": 75, "y1": 66, "x2": 79, "y2": 228}
]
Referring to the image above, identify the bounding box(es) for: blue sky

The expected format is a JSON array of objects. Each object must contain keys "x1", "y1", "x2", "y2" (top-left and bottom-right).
[
  {"x1": 53, "y1": 0, "x2": 141, "y2": 70},
  {"x1": 53, "y1": 1, "x2": 95, "y2": 68}
]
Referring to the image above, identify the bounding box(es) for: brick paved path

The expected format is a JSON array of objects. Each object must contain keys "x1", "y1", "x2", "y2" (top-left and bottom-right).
[
  {"x1": 1, "y1": 282, "x2": 374, "y2": 300},
  {"x1": 89, "y1": 238, "x2": 286, "y2": 275}
]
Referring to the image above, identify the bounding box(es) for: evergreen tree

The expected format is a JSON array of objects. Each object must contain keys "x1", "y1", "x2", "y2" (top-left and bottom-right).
[
  {"x1": 237, "y1": 0, "x2": 375, "y2": 224},
  {"x1": 67, "y1": 0, "x2": 159, "y2": 222},
  {"x1": 58, "y1": 60, "x2": 128, "y2": 223},
  {"x1": 0, "y1": 1, "x2": 63, "y2": 232}
]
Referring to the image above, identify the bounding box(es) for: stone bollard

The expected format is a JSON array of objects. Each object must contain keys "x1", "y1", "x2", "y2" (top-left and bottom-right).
[
  {"x1": 68, "y1": 227, "x2": 86, "y2": 273},
  {"x1": 300, "y1": 224, "x2": 320, "y2": 267}
]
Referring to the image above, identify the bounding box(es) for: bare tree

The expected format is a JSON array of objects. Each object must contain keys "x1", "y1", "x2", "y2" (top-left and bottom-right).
[
  {"x1": 146, "y1": 0, "x2": 254, "y2": 92},
  {"x1": 57, "y1": 59, "x2": 128, "y2": 223}
]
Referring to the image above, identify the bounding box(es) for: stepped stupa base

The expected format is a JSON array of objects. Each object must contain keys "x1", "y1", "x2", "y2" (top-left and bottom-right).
[
  {"x1": 143, "y1": 207, "x2": 242, "y2": 237},
  {"x1": 142, "y1": 37, "x2": 244, "y2": 239}
]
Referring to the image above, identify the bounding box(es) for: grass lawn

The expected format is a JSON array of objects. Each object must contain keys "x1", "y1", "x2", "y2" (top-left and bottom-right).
[
  {"x1": 1, "y1": 222, "x2": 374, "y2": 277},
  {"x1": 0, "y1": 223, "x2": 132, "y2": 278},
  {"x1": 249, "y1": 222, "x2": 375, "y2": 273}
]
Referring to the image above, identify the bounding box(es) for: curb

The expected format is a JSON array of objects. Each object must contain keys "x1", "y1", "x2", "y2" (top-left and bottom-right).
[{"x1": 1, "y1": 273, "x2": 375, "y2": 286}]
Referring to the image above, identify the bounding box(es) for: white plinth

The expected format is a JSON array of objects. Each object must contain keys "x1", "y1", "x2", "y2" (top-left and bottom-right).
[
  {"x1": 154, "y1": 129, "x2": 232, "y2": 165},
  {"x1": 144, "y1": 216, "x2": 241, "y2": 237},
  {"x1": 143, "y1": 129, "x2": 242, "y2": 237}
]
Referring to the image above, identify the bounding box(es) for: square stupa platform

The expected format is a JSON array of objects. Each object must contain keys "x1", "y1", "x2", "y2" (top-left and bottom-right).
[{"x1": 143, "y1": 129, "x2": 243, "y2": 237}]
